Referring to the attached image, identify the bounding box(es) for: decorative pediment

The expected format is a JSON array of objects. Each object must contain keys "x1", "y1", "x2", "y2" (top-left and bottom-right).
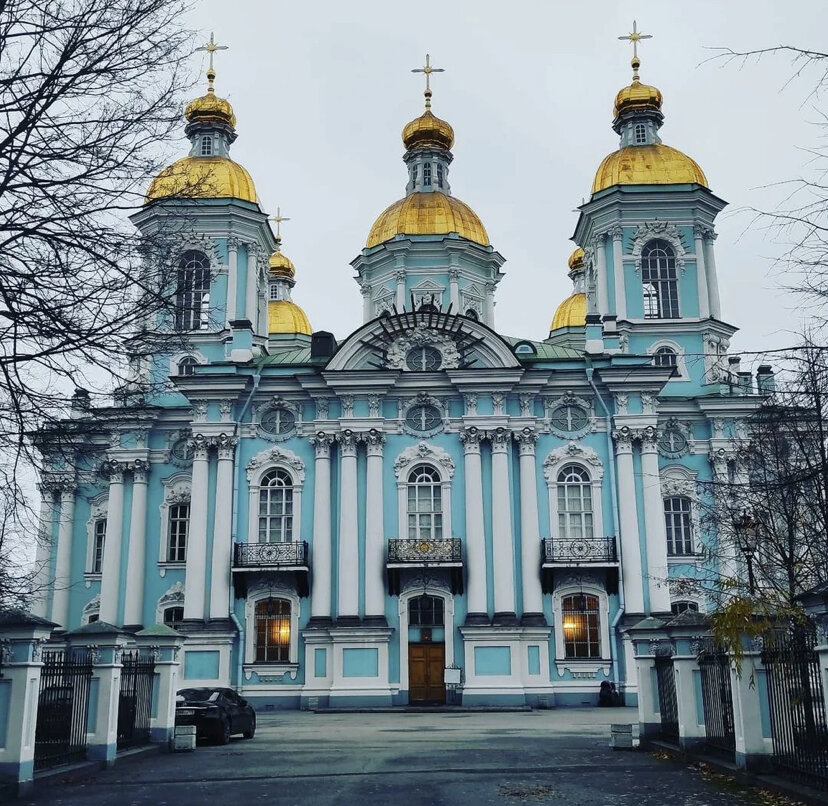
[
  {"x1": 159, "y1": 581, "x2": 185, "y2": 608},
  {"x1": 394, "y1": 441, "x2": 455, "y2": 480},
  {"x1": 386, "y1": 325, "x2": 461, "y2": 370},
  {"x1": 630, "y1": 221, "x2": 687, "y2": 273},
  {"x1": 543, "y1": 442, "x2": 604, "y2": 483},
  {"x1": 246, "y1": 445, "x2": 305, "y2": 483}
]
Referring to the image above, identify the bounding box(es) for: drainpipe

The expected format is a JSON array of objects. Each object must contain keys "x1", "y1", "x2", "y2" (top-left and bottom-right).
[
  {"x1": 585, "y1": 361, "x2": 625, "y2": 688},
  {"x1": 229, "y1": 365, "x2": 264, "y2": 691}
]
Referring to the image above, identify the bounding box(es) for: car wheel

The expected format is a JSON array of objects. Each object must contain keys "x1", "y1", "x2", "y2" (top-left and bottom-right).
[
  {"x1": 242, "y1": 715, "x2": 256, "y2": 739},
  {"x1": 216, "y1": 718, "x2": 231, "y2": 745}
]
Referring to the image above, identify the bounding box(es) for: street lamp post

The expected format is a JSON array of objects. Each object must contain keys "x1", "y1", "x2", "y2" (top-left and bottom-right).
[{"x1": 733, "y1": 509, "x2": 758, "y2": 596}]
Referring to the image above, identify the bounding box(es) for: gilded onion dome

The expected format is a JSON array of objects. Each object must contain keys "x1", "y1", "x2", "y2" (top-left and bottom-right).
[
  {"x1": 268, "y1": 244, "x2": 296, "y2": 279},
  {"x1": 185, "y1": 91, "x2": 236, "y2": 128},
  {"x1": 402, "y1": 110, "x2": 455, "y2": 151},
  {"x1": 568, "y1": 247, "x2": 585, "y2": 272},
  {"x1": 550, "y1": 247, "x2": 587, "y2": 330},
  {"x1": 267, "y1": 235, "x2": 311, "y2": 336},
  {"x1": 268, "y1": 301, "x2": 311, "y2": 335}
]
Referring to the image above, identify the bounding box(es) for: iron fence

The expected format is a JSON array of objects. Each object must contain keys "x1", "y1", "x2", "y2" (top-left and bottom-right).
[
  {"x1": 541, "y1": 537, "x2": 618, "y2": 564},
  {"x1": 34, "y1": 648, "x2": 93, "y2": 770},
  {"x1": 387, "y1": 538, "x2": 462, "y2": 564},
  {"x1": 117, "y1": 650, "x2": 155, "y2": 750},
  {"x1": 697, "y1": 643, "x2": 735, "y2": 755},
  {"x1": 654, "y1": 654, "x2": 679, "y2": 741},
  {"x1": 762, "y1": 627, "x2": 828, "y2": 791},
  {"x1": 234, "y1": 541, "x2": 308, "y2": 567}
]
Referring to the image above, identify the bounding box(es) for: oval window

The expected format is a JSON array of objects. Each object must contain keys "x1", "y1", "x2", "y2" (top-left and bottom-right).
[
  {"x1": 550, "y1": 404, "x2": 589, "y2": 433},
  {"x1": 406, "y1": 346, "x2": 442, "y2": 372},
  {"x1": 260, "y1": 407, "x2": 296, "y2": 436},
  {"x1": 658, "y1": 428, "x2": 687, "y2": 454},
  {"x1": 405, "y1": 404, "x2": 442, "y2": 434}
]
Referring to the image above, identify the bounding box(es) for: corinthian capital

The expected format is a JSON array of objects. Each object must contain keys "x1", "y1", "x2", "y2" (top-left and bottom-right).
[
  {"x1": 488, "y1": 427, "x2": 511, "y2": 451},
  {"x1": 215, "y1": 433, "x2": 238, "y2": 460},
  {"x1": 515, "y1": 427, "x2": 538, "y2": 456},
  {"x1": 311, "y1": 431, "x2": 335, "y2": 458},
  {"x1": 460, "y1": 426, "x2": 483, "y2": 453},
  {"x1": 363, "y1": 428, "x2": 386, "y2": 455}
]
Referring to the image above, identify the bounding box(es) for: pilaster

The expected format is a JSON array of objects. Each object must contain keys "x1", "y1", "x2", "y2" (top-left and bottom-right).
[
  {"x1": 515, "y1": 428, "x2": 544, "y2": 625},
  {"x1": 337, "y1": 430, "x2": 359, "y2": 624},
  {"x1": 640, "y1": 427, "x2": 671, "y2": 614},
  {"x1": 461, "y1": 427, "x2": 487, "y2": 624},
  {"x1": 99, "y1": 461, "x2": 125, "y2": 625},
  {"x1": 309, "y1": 432, "x2": 335, "y2": 625},
  {"x1": 612, "y1": 426, "x2": 645, "y2": 613},
  {"x1": 490, "y1": 428, "x2": 517, "y2": 625},
  {"x1": 51, "y1": 484, "x2": 76, "y2": 628},
  {"x1": 184, "y1": 434, "x2": 210, "y2": 621},
  {"x1": 123, "y1": 460, "x2": 149, "y2": 629},
  {"x1": 363, "y1": 430, "x2": 386, "y2": 625},
  {"x1": 210, "y1": 434, "x2": 237, "y2": 620}
]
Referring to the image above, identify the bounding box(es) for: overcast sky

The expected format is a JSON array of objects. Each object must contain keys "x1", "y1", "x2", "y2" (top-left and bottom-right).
[{"x1": 186, "y1": 0, "x2": 828, "y2": 362}]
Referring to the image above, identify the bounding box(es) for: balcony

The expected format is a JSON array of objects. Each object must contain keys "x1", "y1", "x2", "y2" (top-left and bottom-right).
[
  {"x1": 541, "y1": 536, "x2": 618, "y2": 594},
  {"x1": 232, "y1": 541, "x2": 309, "y2": 597},
  {"x1": 386, "y1": 538, "x2": 463, "y2": 596}
]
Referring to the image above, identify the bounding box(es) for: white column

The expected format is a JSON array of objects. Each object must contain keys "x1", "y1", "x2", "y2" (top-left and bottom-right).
[
  {"x1": 337, "y1": 430, "x2": 359, "y2": 622},
  {"x1": 184, "y1": 435, "x2": 210, "y2": 621},
  {"x1": 30, "y1": 484, "x2": 57, "y2": 618},
  {"x1": 361, "y1": 285, "x2": 372, "y2": 322},
  {"x1": 51, "y1": 486, "x2": 75, "y2": 627},
  {"x1": 594, "y1": 233, "x2": 608, "y2": 316},
  {"x1": 449, "y1": 269, "x2": 460, "y2": 311},
  {"x1": 461, "y1": 427, "x2": 487, "y2": 622},
  {"x1": 226, "y1": 236, "x2": 239, "y2": 324},
  {"x1": 640, "y1": 429, "x2": 672, "y2": 614},
  {"x1": 364, "y1": 430, "x2": 386, "y2": 622},
  {"x1": 310, "y1": 433, "x2": 334, "y2": 622},
  {"x1": 516, "y1": 429, "x2": 544, "y2": 623},
  {"x1": 123, "y1": 461, "x2": 149, "y2": 628},
  {"x1": 693, "y1": 225, "x2": 710, "y2": 319},
  {"x1": 484, "y1": 282, "x2": 496, "y2": 327},
  {"x1": 611, "y1": 227, "x2": 626, "y2": 320},
  {"x1": 490, "y1": 428, "x2": 517, "y2": 623},
  {"x1": 209, "y1": 435, "x2": 236, "y2": 620},
  {"x1": 99, "y1": 462, "x2": 125, "y2": 624},
  {"x1": 245, "y1": 244, "x2": 258, "y2": 328},
  {"x1": 613, "y1": 428, "x2": 645, "y2": 613},
  {"x1": 705, "y1": 232, "x2": 722, "y2": 320},
  {"x1": 395, "y1": 270, "x2": 406, "y2": 311}
]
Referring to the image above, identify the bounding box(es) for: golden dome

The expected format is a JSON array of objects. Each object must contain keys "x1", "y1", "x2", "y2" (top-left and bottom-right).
[
  {"x1": 591, "y1": 144, "x2": 708, "y2": 195},
  {"x1": 268, "y1": 300, "x2": 311, "y2": 335},
  {"x1": 551, "y1": 293, "x2": 586, "y2": 330},
  {"x1": 269, "y1": 248, "x2": 295, "y2": 278},
  {"x1": 613, "y1": 80, "x2": 662, "y2": 118},
  {"x1": 402, "y1": 110, "x2": 455, "y2": 151},
  {"x1": 146, "y1": 156, "x2": 257, "y2": 204},
  {"x1": 568, "y1": 247, "x2": 585, "y2": 272},
  {"x1": 185, "y1": 92, "x2": 236, "y2": 128},
  {"x1": 366, "y1": 192, "x2": 488, "y2": 248}
]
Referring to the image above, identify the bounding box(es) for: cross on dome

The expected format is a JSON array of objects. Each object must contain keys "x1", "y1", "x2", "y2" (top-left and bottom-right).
[
  {"x1": 195, "y1": 32, "x2": 229, "y2": 94},
  {"x1": 411, "y1": 53, "x2": 445, "y2": 110},
  {"x1": 270, "y1": 207, "x2": 291, "y2": 242},
  {"x1": 618, "y1": 20, "x2": 652, "y2": 80}
]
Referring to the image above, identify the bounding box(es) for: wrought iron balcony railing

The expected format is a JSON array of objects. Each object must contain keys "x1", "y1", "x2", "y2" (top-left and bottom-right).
[
  {"x1": 542, "y1": 536, "x2": 618, "y2": 565},
  {"x1": 386, "y1": 538, "x2": 462, "y2": 565},
  {"x1": 233, "y1": 541, "x2": 309, "y2": 568}
]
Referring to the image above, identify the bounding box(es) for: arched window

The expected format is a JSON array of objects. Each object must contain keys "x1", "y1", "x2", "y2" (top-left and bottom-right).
[
  {"x1": 465, "y1": 308, "x2": 479, "y2": 321},
  {"x1": 557, "y1": 465, "x2": 593, "y2": 539},
  {"x1": 409, "y1": 595, "x2": 444, "y2": 626},
  {"x1": 641, "y1": 240, "x2": 679, "y2": 319},
  {"x1": 163, "y1": 606, "x2": 184, "y2": 630},
  {"x1": 407, "y1": 465, "x2": 442, "y2": 541},
  {"x1": 423, "y1": 163, "x2": 432, "y2": 186},
  {"x1": 436, "y1": 164, "x2": 444, "y2": 188},
  {"x1": 254, "y1": 598, "x2": 291, "y2": 662},
  {"x1": 561, "y1": 593, "x2": 601, "y2": 658},
  {"x1": 634, "y1": 123, "x2": 647, "y2": 144},
  {"x1": 175, "y1": 250, "x2": 211, "y2": 331},
  {"x1": 91, "y1": 518, "x2": 106, "y2": 574},
  {"x1": 258, "y1": 469, "x2": 294, "y2": 543},
  {"x1": 177, "y1": 356, "x2": 198, "y2": 376},
  {"x1": 664, "y1": 495, "x2": 693, "y2": 556},
  {"x1": 167, "y1": 502, "x2": 189, "y2": 562},
  {"x1": 653, "y1": 346, "x2": 678, "y2": 369},
  {"x1": 200, "y1": 136, "x2": 213, "y2": 156},
  {"x1": 670, "y1": 601, "x2": 699, "y2": 616}
]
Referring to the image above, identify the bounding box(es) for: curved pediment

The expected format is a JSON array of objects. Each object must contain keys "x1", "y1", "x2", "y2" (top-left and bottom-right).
[{"x1": 326, "y1": 310, "x2": 521, "y2": 372}]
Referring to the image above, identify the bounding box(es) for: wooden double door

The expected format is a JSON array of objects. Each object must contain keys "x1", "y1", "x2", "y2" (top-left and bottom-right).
[{"x1": 409, "y1": 642, "x2": 446, "y2": 704}]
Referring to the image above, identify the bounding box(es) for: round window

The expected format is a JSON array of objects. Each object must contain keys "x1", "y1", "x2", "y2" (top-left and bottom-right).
[
  {"x1": 405, "y1": 404, "x2": 443, "y2": 434},
  {"x1": 170, "y1": 438, "x2": 193, "y2": 463},
  {"x1": 406, "y1": 346, "x2": 442, "y2": 372},
  {"x1": 658, "y1": 428, "x2": 687, "y2": 454},
  {"x1": 259, "y1": 407, "x2": 296, "y2": 436},
  {"x1": 550, "y1": 404, "x2": 589, "y2": 433}
]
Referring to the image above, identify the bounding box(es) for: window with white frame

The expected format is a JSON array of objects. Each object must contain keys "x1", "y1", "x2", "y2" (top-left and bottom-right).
[
  {"x1": 653, "y1": 346, "x2": 678, "y2": 369},
  {"x1": 177, "y1": 356, "x2": 198, "y2": 376},
  {"x1": 550, "y1": 404, "x2": 589, "y2": 433},
  {"x1": 174, "y1": 250, "x2": 211, "y2": 331},
  {"x1": 670, "y1": 600, "x2": 699, "y2": 615},
  {"x1": 91, "y1": 518, "x2": 106, "y2": 573},
  {"x1": 664, "y1": 495, "x2": 694, "y2": 556},
  {"x1": 641, "y1": 240, "x2": 679, "y2": 319},
  {"x1": 407, "y1": 464, "x2": 443, "y2": 540},
  {"x1": 561, "y1": 593, "x2": 601, "y2": 658},
  {"x1": 167, "y1": 502, "x2": 189, "y2": 562},
  {"x1": 254, "y1": 597, "x2": 291, "y2": 662},
  {"x1": 163, "y1": 605, "x2": 184, "y2": 630},
  {"x1": 258, "y1": 468, "x2": 294, "y2": 543},
  {"x1": 557, "y1": 465, "x2": 593, "y2": 539}
]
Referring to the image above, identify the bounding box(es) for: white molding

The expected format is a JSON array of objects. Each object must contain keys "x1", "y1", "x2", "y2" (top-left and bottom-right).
[
  {"x1": 551, "y1": 583, "x2": 611, "y2": 675},
  {"x1": 542, "y1": 443, "x2": 605, "y2": 538},
  {"x1": 394, "y1": 442, "x2": 454, "y2": 540},
  {"x1": 660, "y1": 465, "x2": 702, "y2": 557},
  {"x1": 157, "y1": 473, "x2": 191, "y2": 568},
  {"x1": 243, "y1": 582, "x2": 301, "y2": 673},
  {"x1": 85, "y1": 493, "x2": 108, "y2": 576},
  {"x1": 646, "y1": 339, "x2": 690, "y2": 382},
  {"x1": 246, "y1": 445, "x2": 305, "y2": 545},
  {"x1": 629, "y1": 222, "x2": 688, "y2": 273},
  {"x1": 155, "y1": 580, "x2": 185, "y2": 624},
  {"x1": 82, "y1": 594, "x2": 100, "y2": 624}
]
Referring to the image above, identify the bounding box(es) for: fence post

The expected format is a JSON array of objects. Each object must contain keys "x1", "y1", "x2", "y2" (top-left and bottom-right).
[
  {"x1": 0, "y1": 610, "x2": 56, "y2": 797},
  {"x1": 666, "y1": 612, "x2": 710, "y2": 753},
  {"x1": 65, "y1": 623, "x2": 133, "y2": 767},
  {"x1": 626, "y1": 617, "x2": 668, "y2": 741},
  {"x1": 730, "y1": 644, "x2": 771, "y2": 771},
  {"x1": 135, "y1": 626, "x2": 184, "y2": 748}
]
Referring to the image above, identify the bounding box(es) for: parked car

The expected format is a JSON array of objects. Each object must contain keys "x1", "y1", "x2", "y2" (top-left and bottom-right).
[{"x1": 175, "y1": 687, "x2": 256, "y2": 744}]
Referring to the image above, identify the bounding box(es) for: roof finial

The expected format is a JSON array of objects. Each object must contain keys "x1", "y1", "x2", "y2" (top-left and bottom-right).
[
  {"x1": 412, "y1": 53, "x2": 445, "y2": 112},
  {"x1": 195, "y1": 32, "x2": 229, "y2": 95},
  {"x1": 618, "y1": 20, "x2": 652, "y2": 83},
  {"x1": 270, "y1": 206, "x2": 291, "y2": 246}
]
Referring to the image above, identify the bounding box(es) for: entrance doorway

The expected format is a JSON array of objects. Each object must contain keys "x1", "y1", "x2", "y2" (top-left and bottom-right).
[{"x1": 409, "y1": 642, "x2": 446, "y2": 704}]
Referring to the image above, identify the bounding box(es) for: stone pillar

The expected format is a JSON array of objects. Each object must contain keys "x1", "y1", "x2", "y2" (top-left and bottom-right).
[
  {"x1": 693, "y1": 225, "x2": 710, "y2": 319},
  {"x1": 449, "y1": 268, "x2": 460, "y2": 311},
  {"x1": 673, "y1": 643, "x2": 705, "y2": 752},
  {"x1": 731, "y1": 648, "x2": 771, "y2": 770},
  {"x1": 364, "y1": 430, "x2": 386, "y2": 624},
  {"x1": 184, "y1": 435, "x2": 210, "y2": 621},
  {"x1": 594, "y1": 233, "x2": 608, "y2": 315},
  {"x1": 245, "y1": 244, "x2": 259, "y2": 329},
  {"x1": 490, "y1": 428, "x2": 517, "y2": 625},
  {"x1": 613, "y1": 428, "x2": 645, "y2": 613},
  {"x1": 484, "y1": 282, "x2": 495, "y2": 327},
  {"x1": 704, "y1": 232, "x2": 722, "y2": 320},
  {"x1": 515, "y1": 428, "x2": 544, "y2": 624},
  {"x1": 0, "y1": 615, "x2": 55, "y2": 796},
  {"x1": 337, "y1": 430, "x2": 359, "y2": 624},
  {"x1": 710, "y1": 449, "x2": 738, "y2": 593},
  {"x1": 226, "y1": 236, "x2": 239, "y2": 325},
  {"x1": 99, "y1": 461, "x2": 125, "y2": 625},
  {"x1": 210, "y1": 435, "x2": 237, "y2": 620},
  {"x1": 123, "y1": 461, "x2": 149, "y2": 629},
  {"x1": 361, "y1": 284, "x2": 372, "y2": 322},
  {"x1": 640, "y1": 428, "x2": 671, "y2": 614},
  {"x1": 30, "y1": 485, "x2": 58, "y2": 618},
  {"x1": 135, "y1": 625, "x2": 184, "y2": 746},
  {"x1": 633, "y1": 647, "x2": 660, "y2": 738},
  {"x1": 610, "y1": 226, "x2": 626, "y2": 320},
  {"x1": 51, "y1": 485, "x2": 76, "y2": 628},
  {"x1": 395, "y1": 270, "x2": 406, "y2": 311},
  {"x1": 461, "y1": 427, "x2": 488, "y2": 623},
  {"x1": 310, "y1": 433, "x2": 334, "y2": 624}
]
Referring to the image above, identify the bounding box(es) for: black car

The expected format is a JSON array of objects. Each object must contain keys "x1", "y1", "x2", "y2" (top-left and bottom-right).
[{"x1": 175, "y1": 687, "x2": 256, "y2": 744}]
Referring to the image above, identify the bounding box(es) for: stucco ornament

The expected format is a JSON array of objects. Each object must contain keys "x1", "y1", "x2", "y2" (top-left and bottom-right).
[
  {"x1": 164, "y1": 485, "x2": 191, "y2": 504},
  {"x1": 246, "y1": 445, "x2": 305, "y2": 483},
  {"x1": 543, "y1": 442, "x2": 604, "y2": 483},
  {"x1": 630, "y1": 221, "x2": 687, "y2": 274},
  {"x1": 394, "y1": 442, "x2": 455, "y2": 480},
  {"x1": 158, "y1": 581, "x2": 185, "y2": 609},
  {"x1": 658, "y1": 418, "x2": 695, "y2": 458},
  {"x1": 386, "y1": 326, "x2": 461, "y2": 371}
]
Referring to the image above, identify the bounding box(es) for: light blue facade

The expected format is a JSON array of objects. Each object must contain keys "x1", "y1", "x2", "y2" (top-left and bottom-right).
[{"x1": 32, "y1": 60, "x2": 768, "y2": 709}]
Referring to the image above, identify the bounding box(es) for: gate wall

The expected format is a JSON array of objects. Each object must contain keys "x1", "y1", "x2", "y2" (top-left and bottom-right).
[
  {"x1": 697, "y1": 645, "x2": 735, "y2": 755},
  {"x1": 117, "y1": 650, "x2": 156, "y2": 749}
]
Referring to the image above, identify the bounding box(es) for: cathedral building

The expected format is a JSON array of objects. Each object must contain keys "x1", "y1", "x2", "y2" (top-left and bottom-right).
[{"x1": 32, "y1": 40, "x2": 765, "y2": 707}]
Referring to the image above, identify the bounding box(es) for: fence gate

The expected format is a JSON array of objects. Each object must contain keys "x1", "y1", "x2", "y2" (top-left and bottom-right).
[
  {"x1": 117, "y1": 650, "x2": 155, "y2": 749},
  {"x1": 697, "y1": 645, "x2": 735, "y2": 755},
  {"x1": 762, "y1": 628, "x2": 828, "y2": 791},
  {"x1": 34, "y1": 648, "x2": 93, "y2": 770},
  {"x1": 654, "y1": 654, "x2": 679, "y2": 741}
]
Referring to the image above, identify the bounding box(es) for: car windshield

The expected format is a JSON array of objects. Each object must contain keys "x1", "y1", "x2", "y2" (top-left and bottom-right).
[{"x1": 178, "y1": 688, "x2": 220, "y2": 702}]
